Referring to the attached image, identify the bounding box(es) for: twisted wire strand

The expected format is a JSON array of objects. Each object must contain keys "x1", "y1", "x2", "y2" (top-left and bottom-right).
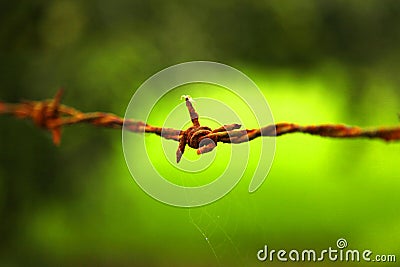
[{"x1": 1, "y1": 90, "x2": 399, "y2": 162}]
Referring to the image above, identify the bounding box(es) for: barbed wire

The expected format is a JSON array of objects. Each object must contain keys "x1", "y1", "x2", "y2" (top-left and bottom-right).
[{"x1": 1, "y1": 90, "x2": 399, "y2": 163}]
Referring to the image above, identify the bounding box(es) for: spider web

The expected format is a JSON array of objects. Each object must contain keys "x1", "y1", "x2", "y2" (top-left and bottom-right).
[
  {"x1": 188, "y1": 201, "x2": 242, "y2": 266},
  {"x1": 179, "y1": 172, "x2": 264, "y2": 266}
]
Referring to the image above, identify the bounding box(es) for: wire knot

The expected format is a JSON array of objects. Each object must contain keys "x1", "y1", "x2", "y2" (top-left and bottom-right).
[
  {"x1": 175, "y1": 96, "x2": 242, "y2": 163},
  {"x1": 31, "y1": 90, "x2": 63, "y2": 144},
  {"x1": 186, "y1": 126, "x2": 214, "y2": 149}
]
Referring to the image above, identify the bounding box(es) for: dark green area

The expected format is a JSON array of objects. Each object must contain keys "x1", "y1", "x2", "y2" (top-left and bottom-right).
[{"x1": 0, "y1": 1, "x2": 399, "y2": 266}]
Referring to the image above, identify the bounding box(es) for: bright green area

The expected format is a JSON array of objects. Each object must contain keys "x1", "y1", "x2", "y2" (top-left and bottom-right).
[{"x1": 0, "y1": 1, "x2": 400, "y2": 267}]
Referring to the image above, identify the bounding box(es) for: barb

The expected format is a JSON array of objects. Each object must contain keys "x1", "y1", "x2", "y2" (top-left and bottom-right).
[{"x1": 1, "y1": 90, "x2": 399, "y2": 162}]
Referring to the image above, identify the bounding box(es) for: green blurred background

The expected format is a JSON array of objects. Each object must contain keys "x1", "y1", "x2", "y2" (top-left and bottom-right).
[{"x1": 1, "y1": 1, "x2": 400, "y2": 266}]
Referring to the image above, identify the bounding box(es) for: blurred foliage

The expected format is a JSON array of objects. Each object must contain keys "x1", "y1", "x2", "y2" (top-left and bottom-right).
[{"x1": 0, "y1": 1, "x2": 400, "y2": 266}]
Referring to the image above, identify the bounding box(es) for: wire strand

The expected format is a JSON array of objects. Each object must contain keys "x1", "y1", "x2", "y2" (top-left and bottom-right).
[{"x1": 1, "y1": 90, "x2": 399, "y2": 162}]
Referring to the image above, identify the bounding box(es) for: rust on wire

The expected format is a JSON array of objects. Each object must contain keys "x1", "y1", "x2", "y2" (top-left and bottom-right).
[
  {"x1": 176, "y1": 95, "x2": 242, "y2": 162},
  {"x1": 1, "y1": 90, "x2": 399, "y2": 163}
]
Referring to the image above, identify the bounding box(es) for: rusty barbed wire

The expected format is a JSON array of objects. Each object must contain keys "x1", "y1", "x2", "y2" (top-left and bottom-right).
[{"x1": 1, "y1": 90, "x2": 399, "y2": 163}]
